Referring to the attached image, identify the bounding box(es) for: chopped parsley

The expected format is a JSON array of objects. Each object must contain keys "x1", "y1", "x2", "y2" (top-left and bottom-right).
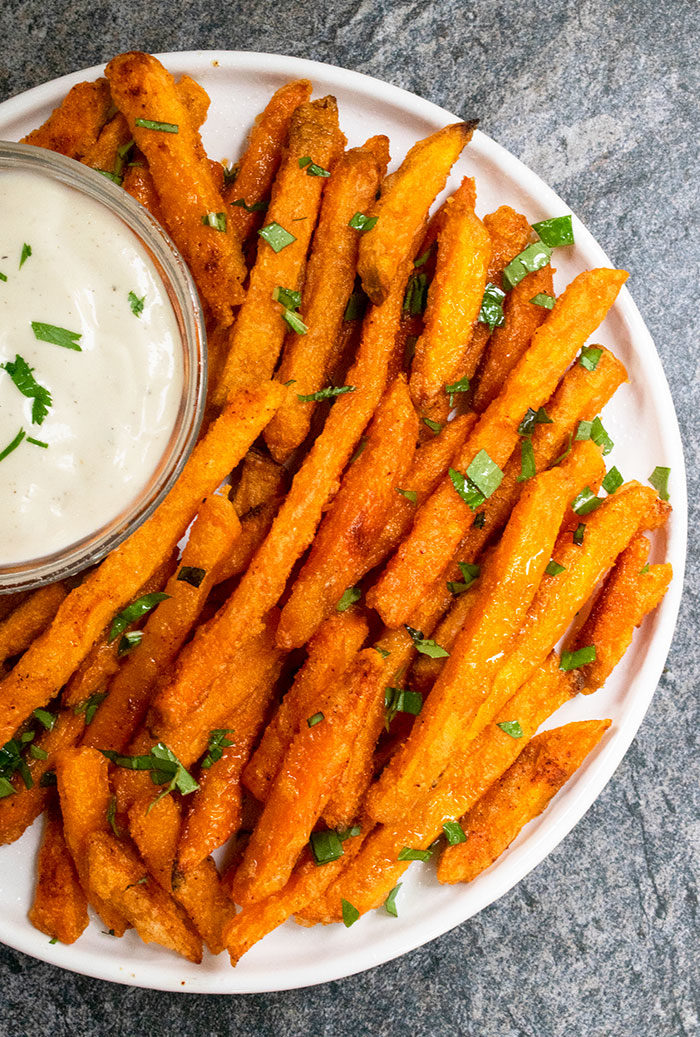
[
  {"x1": 348, "y1": 212, "x2": 377, "y2": 232},
  {"x1": 404, "y1": 625, "x2": 449, "y2": 659},
  {"x1": 0, "y1": 428, "x2": 25, "y2": 463},
  {"x1": 297, "y1": 384, "x2": 355, "y2": 403},
  {"x1": 497, "y1": 720, "x2": 523, "y2": 738},
  {"x1": 384, "y1": 883, "x2": 402, "y2": 917},
  {"x1": 201, "y1": 729, "x2": 234, "y2": 768},
  {"x1": 258, "y1": 222, "x2": 296, "y2": 252},
  {"x1": 449, "y1": 449, "x2": 503, "y2": 510},
  {"x1": 545, "y1": 560, "x2": 566, "y2": 576},
  {"x1": 403, "y1": 272, "x2": 429, "y2": 316},
  {"x1": 385, "y1": 686, "x2": 423, "y2": 727},
  {"x1": 530, "y1": 292, "x2": 555, "y2": 309},
  {"x1": 231, "y1": 198, "x2": 267, "y2": 213},
  {"x1": 445, "y1": 376, "x2": 470, "y2": 407},
  {"x1": 1, "y1": 355, "x2": 52, "y2": 425},
  {"x1": 336, "y1": 586, "x2": 362, "y2": 612},
  {"x1": 579, "y1": 346, "x2": 603, "y2": 371},
  {"x1": 177, "y1": 566, "x2": 206, "y2": 588},
  {"x1": 531, "y1": 214, "x2": 574, "y2": 247},
  {"x1": 396, "y1": 488, "x2": 418, "y2": 504},
  {"x1": 307, "y1": 712, "x2": 324, "y2": 728},
  {"x1": 73, "y1": 692, "x2": 106, "y2": 726},
  {"x1": 341, "y1": 899, "x2": 360, "y2": 927},
  {"x1": 478, "y1": 282, "x2": 506, "y2": 331},
  {"x1": 602, "y1": 466, "x2": 623, "y2": 494},
  {"x1": 518, "y1": 406, "x2": 552, "y2": 436},
  {"x1": 571, "y1": 486, "x2": 603, "y2": 516},
  {"x1": 397, "y1": 846, "x2": 432, "y2": 862},
  {"x1": 101, "y1": 743, "x2": 199, "y2": 800},
  {"x1": 649, "y1": 466, "x2": 670, "y2": 501},
  {"x1": 298, "y1": 156, "x2": 330, "y2": 177},
  {"x1": 134, "y1": 118, "x2": 179, "y2": 133},
  {"x1": 443, "y1": 820, "x2": 467, "y2": 845},
  {"x1": 560, "y1": 646, "x2": 596, "y2": 670},
  {"x1": 31, "y1": 321, "x2": 82, "y2": 351},
  {"x1": 128, "y1": 291, "x2": 145, "y2": 317},
  {"x1": 502, "y1": 241, "x2": 552, "y2": 291},
  {"x1": 19, "y1": 243, "x2": 32, "y2": 269},
  {"x1": 447, "y1": 561, "x2": 480, "y2": 596},
  {"x1": 201, "y1": 211, "x2": 227, "y2": 232},
  {"x1": 107, "y1": 592, "x2": 170, "y2": 643},
  {"x1": 310, "y1": 829, "x2": 344, "y2": 865}
]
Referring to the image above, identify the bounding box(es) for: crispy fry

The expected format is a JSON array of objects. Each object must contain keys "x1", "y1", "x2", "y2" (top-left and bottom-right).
[
  {"x1": 214, "y1": 97, "x2": 346, "y2": 405},
  {"x1": 0, "y1": 710, "x2": 85, "y2": 846},
  {"x1": 368, "y1": 268, "x2": 629, "y2": 627},
  {"x1": 367, "y1": 445, "x2": 604, "y2": 823},
  {"x1": 106, "y1": 51, "x2": 246, "y2": 320},
  {"x1": 122, "y1": 161, "x2": 166, "y2": 221},
  {"x1": 409, "y1": 180, "x2": 491, "y2": 407},
  {"x1": 358, "y1": 121, "x2": 477, "y2": 304},
  {"x1": 83, "y1": 496, "x2": 240, "y2": 752},
  {"x1": 64, "y1": 552, "x2": 176, "y2": 712},
  {"x1": 224, "y1": 79, "x2": 312, "y2": 242},
  {"x1": 128, "y1": 792, "x2": 182, "y2": 891},
  {"x1": 243, "y1": 610, "x2": 368, "y2": 803},
  {"x1": 230, "y1": 649, "x2": 383, "y2": 904},
  {"x1": 86, "y1": 830, "x2": 202, "y2": 962},
  {"x1": 223, "y1": 841, "x2": 363, "y2": 963},
  {"x1": 574, "y1": 534, "x2": 673, "y2": 693},
  {"x1": 437, "y1": 719, "x2": 611, "y2": 883},
  {"x1": 54, "y1": 746, "x2": 129, "y2": 935},
  {"x1": 300, "y1": 653, "x2": 578, "y2": 922},
  {"x1": 172, "y1": 857, "x2": 235, "y2": 955},
  {"x1": 175, "y1": 651, "x2": 282, "y2": 870},
  {"x1": 22, "y1": 79, "x2": 112, "y2": 160},
  {"x1": 28, "y1": 808, "x2": 89, "y2": 945},
  {"x1": 151, "y1": 258, "x2": 409, "y2": 725},
  {"x1": 175, "y1": 73, "x2": 211, "y2": 129},
  {"x1": 0, "y1": 583, "x2": 67, "y2": 666},
  {"x1": 0, "y1": 383, "x2": 283, "y2": 746},
  {"x1": 277, "y1": 375, "x2": 418, "y2": 648},
  {"x1": 150, "y1": 609, "x2": 283, "y2": 771},
  {"x1": 264, "y1": 136, "x2": 391, "y2": 461}
]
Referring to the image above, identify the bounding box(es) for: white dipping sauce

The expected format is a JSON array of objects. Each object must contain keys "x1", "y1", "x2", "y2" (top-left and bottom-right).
[{"x1": 0, "y1": 170, "x2": 183, "y2": 565}]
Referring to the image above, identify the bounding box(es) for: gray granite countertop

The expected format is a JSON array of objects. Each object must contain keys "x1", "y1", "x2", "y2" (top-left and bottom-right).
[{"x1": 0, "y1": 1, "x2": 698, "y2": 1034}]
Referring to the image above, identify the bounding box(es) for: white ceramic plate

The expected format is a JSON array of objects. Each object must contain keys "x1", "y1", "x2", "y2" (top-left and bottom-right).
[{"x1": 0, "y1": 51, "x2": 687, "y2": 994}]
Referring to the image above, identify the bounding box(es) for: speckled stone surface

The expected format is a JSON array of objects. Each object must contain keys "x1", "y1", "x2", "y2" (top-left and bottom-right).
[{"x1": 0, "y1": 1, "x2": 698, "y2": 1034}]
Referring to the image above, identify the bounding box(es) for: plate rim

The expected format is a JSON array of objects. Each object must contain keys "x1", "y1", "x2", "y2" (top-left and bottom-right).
[{"x1": 0, "y1": 48, "x2": 688, "y2": 994}]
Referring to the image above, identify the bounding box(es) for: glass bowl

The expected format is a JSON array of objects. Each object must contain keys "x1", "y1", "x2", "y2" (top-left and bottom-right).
[{"x1": 0, "y1": 141, "x2": 207, "y2": 592}]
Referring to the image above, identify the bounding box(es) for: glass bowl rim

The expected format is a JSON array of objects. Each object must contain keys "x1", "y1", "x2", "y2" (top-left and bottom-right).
[{"x1": 0, "y1": 140, "x2": 207, "y2": 592}]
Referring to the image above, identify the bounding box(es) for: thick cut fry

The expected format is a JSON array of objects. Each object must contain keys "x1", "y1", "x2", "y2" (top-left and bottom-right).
[
  {"x1": 64, "y1": 553, "x2": 176, "y2": 712},
  {"x1": 243, "y1": 610, "x2": 368, "y2": 803},
  {"x1": 368, "y1": 268, "x2": 628, "y2": 627},
  {"x1": 106, "y1": 52, "x2": 246, "y2": 319},
  {"x1": 83, "y1": 496, "x2": 240, "y2": 752},
  {"x1": 301, "y1": 653, "x2": 578, "y2": 922},
  {"x1": 0, "y1": 583, "x2": 67, "y2": 666},
  {"x1": 438, "y1": 720, "x2": 611, "y2": 883},
  {"x1": 230, "y1": 650, "x2": 383, "y2": 905},
  {"x1": 224, "y1": 79, "x2": 312, "y2": 241},
  {"x1": 0, "y1": 383, "x2": 283, "y2": 746},
  {"x1": 367, "y1": 448, "x2": 602, "y2": 824},
  {"x1": 128, "y1": 793, "x2": 182, "y2": 891},
  {"x1": 277, "y1": 375, "x2": 418, "y2": 648},
  {"x1": 574, "y1": 535, "x2": 672, "y2": 693},
  {"x1": 28, "y1": 809, "x2": 89, "y2": 945},
  {"x1": 86, "y1": 831, "x2": 202, "y2": 963},
  {"x1": 0, "y1": 710, "x2": 84, "y2": 846},
  {"x1": 264, "y1": 136, "x2": 391, "y2": 461},
  {"x1": 474, "y1": 265, "x2": 555, "y2": 411},
  {"x1": 172, "y1": 857, "x2": 235, "y2": 955},
  {"x1": 122, "y1": 161, "x2": 166, "y2": 221},
  {"x1": 175, "y1": 650, "x2": 282, "y2": 870},
  {"x1": 151, "y1": 260, "x2": 409, "y2": 724},
  {"x1": 214, "y1": 97, "x2": 345, "y2": 405},
  {"x1": 22, "y1": 79, "x2": 112, "y2": 160},
  {"x1": 224, "y1": 840, "x2": 363, "y2": 963},
  {"x1": 409, "y1": 180, "x2": 491, "y2": 407},
  {"x1": 54, "y1": 746, "x2": 129, "y2": 935},
  {"x1": 358, "y1": 121, "x2": 477, "y2": 304}
]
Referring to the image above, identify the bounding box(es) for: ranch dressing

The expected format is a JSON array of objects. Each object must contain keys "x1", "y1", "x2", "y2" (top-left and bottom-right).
[{"x1": 0, "y1": 169, "x2": 183, "y2": 565}]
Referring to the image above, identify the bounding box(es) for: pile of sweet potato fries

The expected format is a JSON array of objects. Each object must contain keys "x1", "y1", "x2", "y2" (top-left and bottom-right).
[{"x1": 0, "y1": 52, "x2": 672, "y2": 965}]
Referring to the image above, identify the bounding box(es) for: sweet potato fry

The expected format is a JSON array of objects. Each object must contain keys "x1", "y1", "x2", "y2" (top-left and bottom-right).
[
  {"x1": 277, "y1": 375, "x2": 418, "y2": 648},
  {"x1": 224, "y1": 841, "x2": 363, "y2": 963},
  {"x1": 473, "y1": 264, "x2": 555, "y2": 411},
  {"x1": 358, "y1": 121, "x2": 477, "y2": 304},
  {"x1": 367, "y1": 447, "x2": 603, "y2": 824},
  {"x1": 81, "y1": 112, "x2": 132, "y2": 175},
  {"x1": 122, "y1": 160, "x2": 166, "y2": 221},
  {"x1": 437, "y1": 719, "x2": 611, "y2": 883},
  {"x1": 172, "y1": 857, "x2": 235, "y2": 955},
  {"x1": 243, "y1": 610, "x2": 368, "y2": 803},
  {"x1": 151, "y1": 259, "x2": 409, "y2": 724},
  {"x1": 86, "y1": 831, "x2": 202, "y2": 963},
  {"x1": 83, "y1": 496, "x2": 240, "y2": 752},
  {"x1": 22, "y1": 79, "x2": 112, "y2": 160},
  {"x1": 175, "y1": 649, "x2": 284, "y2": 870},
  {"x1": 0, "y1": 710, "x2": 84, "y2": 846},
  {"x1": 64, "y1": 552, "x2": 176, "y2": 712},
  {"x1": 453, "y1": 204, "x2": 534, "y2": 390},
  {"x1": 106, "y1": 51, "x2": 246, "y2": 320},
  {"x1": 224, "y1": 79, "x2": 312, "y2": 242},
  {"x1": 368, "y1": 268, "x2": 629, "y2": 627},
  {"x1": 54, "y1": 746, "x2": 129, "y2": 935},
  {"x1": 300, "y1": 653, "x2": 578, "y2": 922},
  {"x1": 0, "y1": 382, "x2": 283, "y2": 746},
  {"x1": 264, "y1": 136, "x2": 391, "y2": 461},
  {"x1": 0, "y1": 583, "x2": 67, "y2": 666},
  {"x1": 150, "y1": 609, "x2": 283, "y2": 771},
  {"x1": 409, "y1": 181, "x2": 491, "y2": 407},
  {"x1": 230, "y1": 649, "x2": 383, "y2": 905},
  {"x1": 28, "y1": 808, "x2": 89, "y2": 945},
  {"x1": 573, "y1": 534, "x2": 673, "y2": 693},
  {"x1": 128, "y1": 792, "x2": 182, "y2": 891},
  {"x1": 213, "y1": 97, "x2": 346, "y2": 404}
]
